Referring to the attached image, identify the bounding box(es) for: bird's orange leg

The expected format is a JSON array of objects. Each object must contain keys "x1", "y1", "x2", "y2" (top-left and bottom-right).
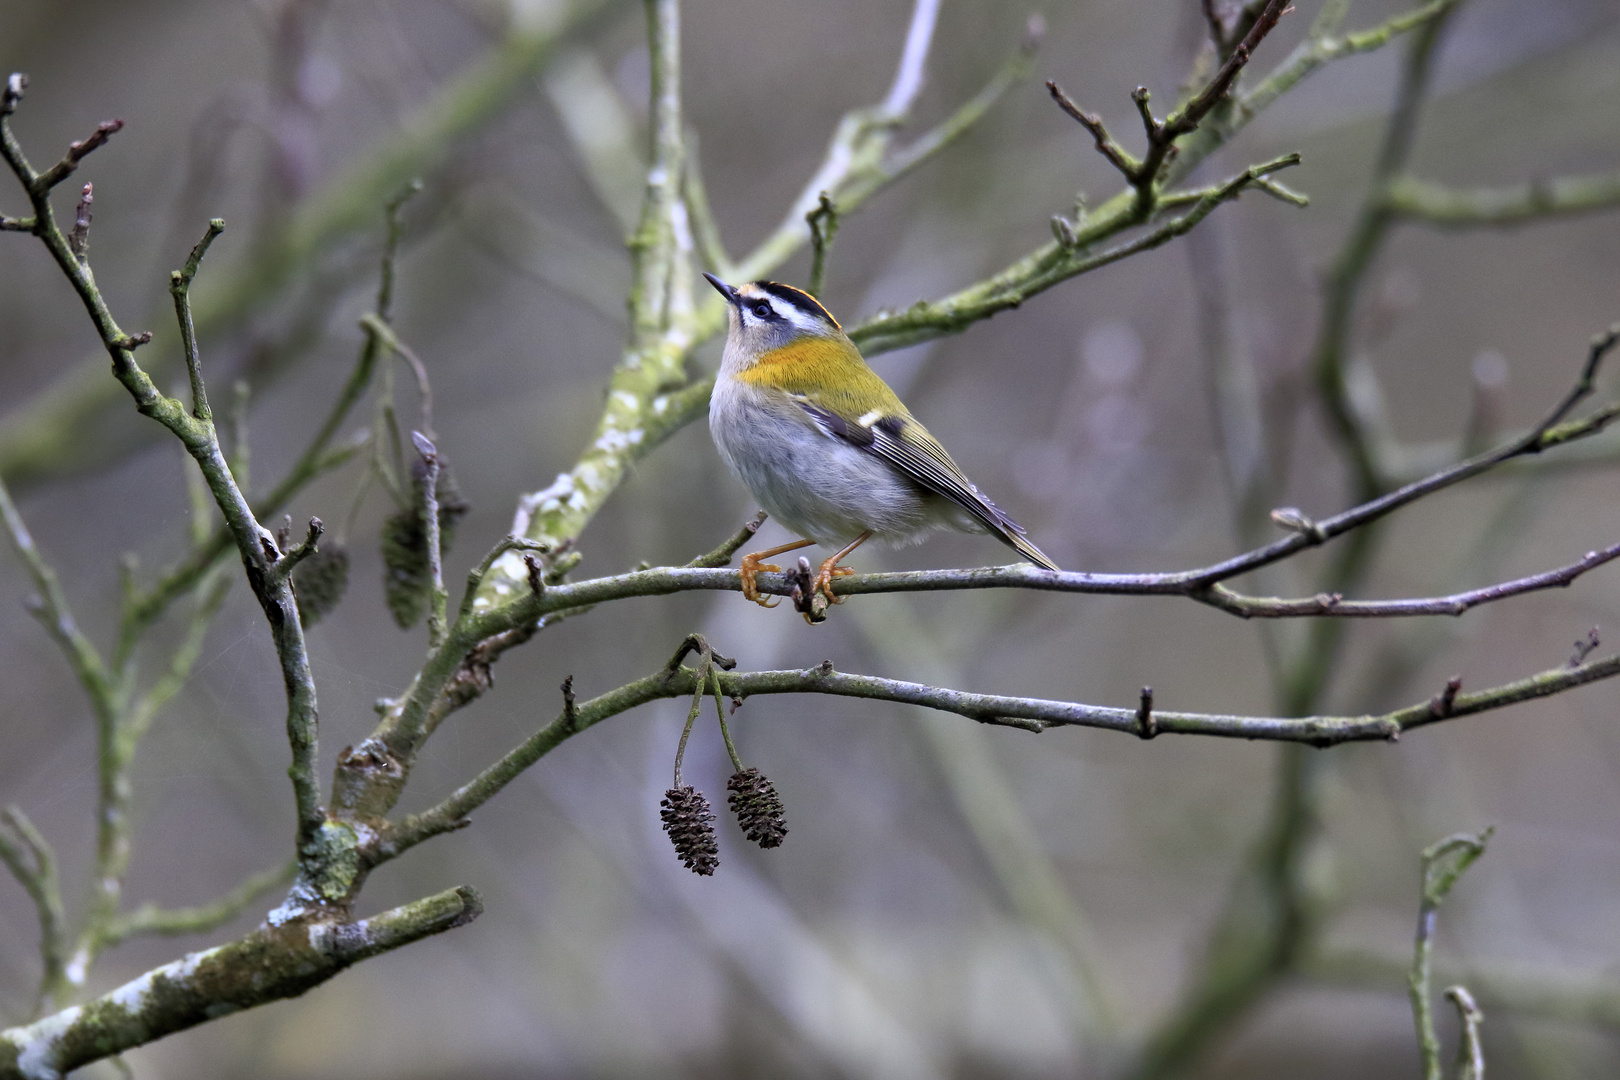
[
  {"x1": 739, "y1": 539, "x2": 814, "y2": 608},
  {"x1": 813, "y1": 531, "x2": 872, "y2": 607}
]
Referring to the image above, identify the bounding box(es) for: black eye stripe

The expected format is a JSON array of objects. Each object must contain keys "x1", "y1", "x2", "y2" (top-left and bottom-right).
[{"x1": 756, "y1": 280, "x2": 840, "y2": 328}]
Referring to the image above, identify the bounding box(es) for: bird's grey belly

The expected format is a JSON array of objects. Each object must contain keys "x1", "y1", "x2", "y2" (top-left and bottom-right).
[{"x1": 711, "y1": 385, "x2": 939, "y2": 547}]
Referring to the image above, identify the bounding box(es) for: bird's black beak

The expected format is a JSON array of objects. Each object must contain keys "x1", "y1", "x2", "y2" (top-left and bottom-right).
[{"x1": 703, "y1": 272, "x2": 740, "y2": 305}]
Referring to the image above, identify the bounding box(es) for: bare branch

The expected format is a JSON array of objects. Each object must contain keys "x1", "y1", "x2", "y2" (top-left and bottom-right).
[
  {"x1": 410, "y1": 432, "x2": 448, "y2": 648},
  {"x1": 36, "y1": 118, "x2": 124, "y2": 191},
  {"x1": 121, "y1": 223, "x2": 395, "y2": 645},
  {"x1": 0, "y1": 474, "x2": 115, "y2": 710},
  {"x1": 1445, "y1": 986, "x2": 1485, "y2": 1080},
  {"x1": 1388, "y1": 171, "x2": 1620, "y2": 226},
  {"x1": 0, "y1": 886, "x2": 482, "y2": 1079},
  {"x1": 1, "y1": 122, "x2": 327, "y2": 862},
  {"x1": 1046, "y1": 81, "x2": 1140, "y2": 178},
  {"x1": 511, "y1": 480, "x2": 1620, "y2": 622},
  {"x1": 272, "y1": 517, "x2": 324, "y2": 578},
  {"x1": 1312, "y1": 0, "x2": 1459, "y2": 497},
  {"x1": 382, "y1": 647, "x2": 1618, "y2": 861},
  {"x1": 0, "y1": 807, "x2": 68, "y2": 1017},
  {"x1": 1411, "y1": 831, "x2": 1491, "y2": 1080},
  {"x1": 686, "y1": 511, "x2": 766, "y2": 568},
  {"x1": 1047, "y1": 0, "x2": 1289, "y2": 214},
  {"x1": 170, "y1": 218, "x2": 226, "y2": 421},
  {"x1": 805, "y1": 192, "x2": 838, "y2": 297},
  {"x1": 849, "y1": 153, "x2": 1302, "y2": 354},
  {"x1": 99, "y1": 862, "x2": 297, "y2": 947}
]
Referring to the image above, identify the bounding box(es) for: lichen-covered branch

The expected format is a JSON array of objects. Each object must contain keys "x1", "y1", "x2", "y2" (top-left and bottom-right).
[
  {"x1": 0, "y1": 886, "x2": 482, "y2": 1080},
  {"x1": 1388, "y1": 170, "x2": 1620, "y2": 226},
  {"x1": 0, "y1": 808, "x2": 68, "y2": 1017}
]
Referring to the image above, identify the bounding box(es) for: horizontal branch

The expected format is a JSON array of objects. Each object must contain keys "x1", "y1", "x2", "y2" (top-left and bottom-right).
[
  {"x1": 0, "y1": 887, "x2": 482, "y2": 1080},
  {"x1": 504, "y1": 387, "x2": 1620, "y2": 613},
  {"x1": 518, "y1": 533, "x2": 1620, "y2": 620},
  {"x1": 706, "y1": 655, "x2": 1620, "y2": 741},
  {"x1": 380, "y1": 643, "x2": 1620, "y2": 861},
  {"x1": 1387, "y1": 171, "x2": 1620, "y2": 226}
]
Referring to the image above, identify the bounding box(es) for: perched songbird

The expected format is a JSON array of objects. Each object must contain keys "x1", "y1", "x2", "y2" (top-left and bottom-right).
[{"x1": 705, "y1": 273, "x2": 1058, "y2": 615}]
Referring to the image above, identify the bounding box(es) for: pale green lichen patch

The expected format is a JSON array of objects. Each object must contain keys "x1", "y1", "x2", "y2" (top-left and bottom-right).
[{"x1": 302, "y1": 820, "x2": 363, "y2": 901}]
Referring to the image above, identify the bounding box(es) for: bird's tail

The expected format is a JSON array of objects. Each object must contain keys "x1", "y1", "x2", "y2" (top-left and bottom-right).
[{"x1": 1000, "y1": 526, "x2": 1060, "y2": 572}]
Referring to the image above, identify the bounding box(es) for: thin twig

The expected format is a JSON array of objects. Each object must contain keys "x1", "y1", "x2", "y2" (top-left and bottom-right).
[
  {"x1": 411, "y1": 432, "x2": 448, "y2": 648},
  {"x1": 1411, "y1": 830, "x2": 1492, "y2": 1080},
  {"x1": 1445, "y1": 986, "x2": 1485, "y2": 1080},
  {"x1": 805, "y1": 192, "x2": 838, "y2": 297},
  {"x1": 686, "y1": 511, "x2": 766, "y2": 568},
  {"x1": 170, "y1": 218, "x2": 226, "y2": 422},
  {"x1": 98, "y1": 861, "x2": 297, "y2": 947}
]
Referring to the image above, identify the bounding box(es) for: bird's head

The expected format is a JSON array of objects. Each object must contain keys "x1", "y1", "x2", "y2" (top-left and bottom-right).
[{"x1": 704, "y1": 273, "x2": 845, "y2": 375}]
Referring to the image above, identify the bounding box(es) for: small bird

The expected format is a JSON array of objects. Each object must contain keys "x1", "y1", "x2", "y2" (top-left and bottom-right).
[{"x1": 704, "y1": 273, "x2": 1058, "y2": 616}]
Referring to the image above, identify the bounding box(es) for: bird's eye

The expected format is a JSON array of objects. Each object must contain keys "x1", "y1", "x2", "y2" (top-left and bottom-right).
[{"x1": 751, "y1": 302, "x2": 772, "y2": 319}]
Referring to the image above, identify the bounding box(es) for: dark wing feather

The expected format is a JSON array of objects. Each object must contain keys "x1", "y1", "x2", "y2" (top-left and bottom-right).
[{"x1": 797, "y1": 401, "x2": 1059, "y2": 570}]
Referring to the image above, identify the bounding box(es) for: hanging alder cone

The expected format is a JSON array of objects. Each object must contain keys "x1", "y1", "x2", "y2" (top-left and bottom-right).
[
  {"x1": 726, "y1": 767, "x2": 788, "y2": 848},
  {"x1": 660, "y1": 785, "x2": 719, "y2": 875},
  {"x1": 293, "y1": 542, "x2": 350, "y2": 626}
]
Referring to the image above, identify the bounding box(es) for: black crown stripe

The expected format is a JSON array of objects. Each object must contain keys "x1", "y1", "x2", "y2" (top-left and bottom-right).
[{"x1": 757, "y1": 280, "x2": 841, "y2": 330}]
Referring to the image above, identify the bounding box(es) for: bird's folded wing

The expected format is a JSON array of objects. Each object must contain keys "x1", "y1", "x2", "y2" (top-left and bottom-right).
[{"x1": 796, "y1": 399, "x2": 1056, "y2": 571}]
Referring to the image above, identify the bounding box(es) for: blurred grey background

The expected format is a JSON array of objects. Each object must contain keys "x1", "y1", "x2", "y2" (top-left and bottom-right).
[{"x1": 2, "y1": 0, "x2": 1620, "y2": 1076}]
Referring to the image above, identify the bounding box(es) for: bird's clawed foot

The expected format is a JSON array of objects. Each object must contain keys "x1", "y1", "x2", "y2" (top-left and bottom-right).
[
  {"x1": 813, "y1": 556, "x2": 856, "y2": 607},
  {"x1": 738, "y1": 538, "x2": 815, "y2": 609},
  {"x1": 738, "y1": 553, "x2": 782, "y2": 608}
]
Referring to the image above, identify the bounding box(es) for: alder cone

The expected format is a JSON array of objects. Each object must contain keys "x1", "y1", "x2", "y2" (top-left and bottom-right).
[
  {"x1": 293, "y1": 543, "x2": 350, "y2": 626},
  {"x1": 727, "y1": 767, "x2": 788, "y2": 849},
  {"x1": 660, "y1": 785, "x2": 719, "y2": 875}
]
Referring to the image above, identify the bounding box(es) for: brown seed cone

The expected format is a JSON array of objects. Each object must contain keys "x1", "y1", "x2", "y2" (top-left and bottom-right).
[
  {"x1": 727, "y1": 767, "x2": 788, "y2": 849},
  {"x1": 660, "y1": 785, "x2": 719, "y2": 875},
  {"x1": 293, "y1": 543, "x2": 350, "y2": 626}
]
